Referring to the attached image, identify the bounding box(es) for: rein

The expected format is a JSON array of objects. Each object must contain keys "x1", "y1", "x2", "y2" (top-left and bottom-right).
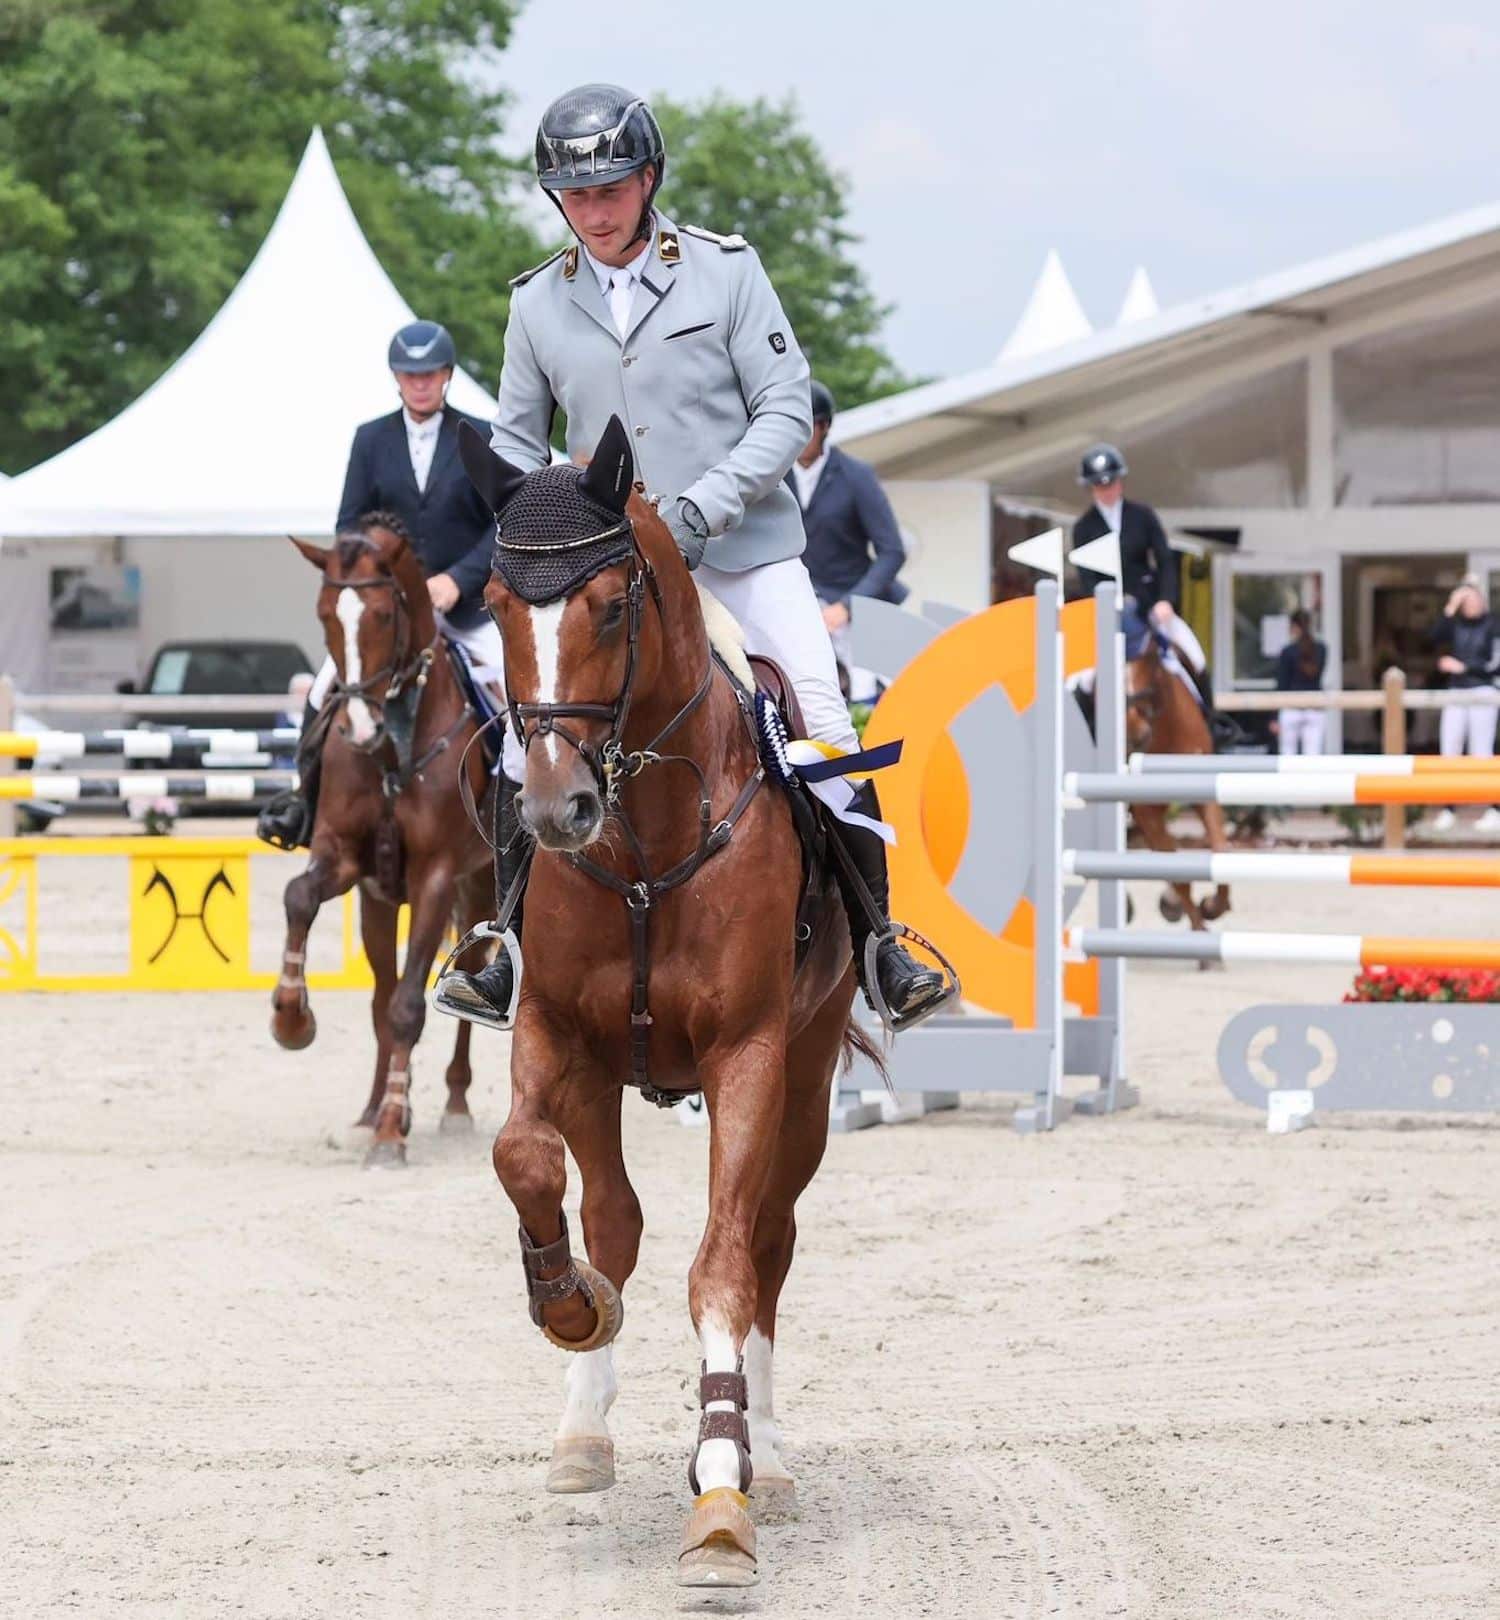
[{"x1": 496, "y1": 519, "x2": 767, "y2": 1104}]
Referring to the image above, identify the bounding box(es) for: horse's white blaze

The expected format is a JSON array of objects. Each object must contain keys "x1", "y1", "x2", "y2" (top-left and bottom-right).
[
  {"x1": 556, "y1": 1345, "x2": 617, "y2": 1441},
  {"x1": 694, "y1": 1317, "x2": 744, "y2": 1494},
  {"x1": 336, "y1": 589, "x2": 377, "y2": 745},
  {"x1": 743, "y1": 1325, "x2": 789, "y2": 1481},
  {"x1": 526, "y1": 600, "x2": 567, "y2": 765}
]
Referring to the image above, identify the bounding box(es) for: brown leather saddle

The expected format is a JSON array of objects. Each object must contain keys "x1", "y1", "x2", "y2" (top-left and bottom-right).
[{"x1": 746, "y1": 652, "x2": 806, "y2": 740}]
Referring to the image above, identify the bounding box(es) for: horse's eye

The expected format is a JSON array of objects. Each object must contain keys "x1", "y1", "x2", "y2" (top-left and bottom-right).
[{"x1": 600, "y1": 597, "x2": 626, "y2": 633}]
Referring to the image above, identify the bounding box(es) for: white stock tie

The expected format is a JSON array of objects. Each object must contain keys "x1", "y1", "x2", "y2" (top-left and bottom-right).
[{"x1": 608, "y1": 268, "x2": 635, "y2": 339}]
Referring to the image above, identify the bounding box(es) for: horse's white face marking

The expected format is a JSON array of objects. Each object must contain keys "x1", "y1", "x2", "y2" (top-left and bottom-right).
[
  {"x1": 336, "y1": 589, "x2": 377, "y2": 745},
  {"x1": 693, "y1": 1316, "x2": 745, "y2": 1494},
  {"x1": 743, "y1": 1325, "x2": 789, "y2": 1480},
  {"x1": 556, "y1": 1345, "x2": 617, "y2": 1441},
  {"x1": 525, "y1": 599, "x2": 567, "y2": 765}
]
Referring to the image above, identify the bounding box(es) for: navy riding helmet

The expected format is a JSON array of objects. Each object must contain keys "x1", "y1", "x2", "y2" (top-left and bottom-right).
[{"x1": 389, "y1": 321, "x2": 456, "y2": 374}]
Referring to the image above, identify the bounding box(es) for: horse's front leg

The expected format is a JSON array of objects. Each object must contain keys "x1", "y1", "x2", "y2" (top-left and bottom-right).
[
  {"x1": 1198, "y1": 801, "x2": 1233, "y2": 921},
  {"x1": 492, "y1": 1029, "x2": 626, "y2": 1352},
  {"x1": 366, "y1": 861, "x2": 454, "y2": 1168},
  {"x1": 271, "y1": 839, "x2": 358, "y2": 1050},
  {"x1": 545, "y1": 1087, "x2": 642, "y2": 1495},
  {"x1": 678, "y1": 1040, "x2": 786, "y2": 1590}
]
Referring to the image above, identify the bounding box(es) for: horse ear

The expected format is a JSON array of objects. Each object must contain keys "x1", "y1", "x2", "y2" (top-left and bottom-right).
[
  {"x1": 458, "y1": 420, "x2": 527, "y2": 515},
  {"x1": 578, "y1": 415, "x2": 634, "y2": 515},
  {"x1": 289, "y1": 535, "x2": 330, "y2": 571}
]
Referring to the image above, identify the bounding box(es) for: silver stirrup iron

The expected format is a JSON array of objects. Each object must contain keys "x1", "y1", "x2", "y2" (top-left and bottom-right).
[
  {"x1": 862, "y1": 921, "x2": 962, "y2": 1036},
  {"x1": 431, "y1": 921, "x2": 524, "y2": 1030}
]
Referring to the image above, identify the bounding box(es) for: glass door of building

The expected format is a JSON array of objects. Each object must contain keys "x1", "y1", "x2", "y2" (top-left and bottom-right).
[{"x1": 1213, "y1": 554, "x2": 1343, "y2": 753}]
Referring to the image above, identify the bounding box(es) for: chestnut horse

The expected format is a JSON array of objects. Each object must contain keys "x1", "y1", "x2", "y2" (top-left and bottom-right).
[
  {"x1": 457, "y1": 418, "x2": 876, "y2": 1589},
  {"x1": 1124, "y1": 629, "x2": 1232, "y2": 937},
  {"x1": 270, "y1": 516, "x2": 495, "y2": 1165}
]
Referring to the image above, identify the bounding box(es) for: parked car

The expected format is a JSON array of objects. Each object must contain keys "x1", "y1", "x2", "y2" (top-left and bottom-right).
[{"x1": 123, "y1": 640, "x2": 314, "y2": 732}]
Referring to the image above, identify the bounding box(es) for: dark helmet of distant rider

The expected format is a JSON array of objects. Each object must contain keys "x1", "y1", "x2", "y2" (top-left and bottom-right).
[{"x1": 534, "y1": 84, "x2": 667, "y2": 255}]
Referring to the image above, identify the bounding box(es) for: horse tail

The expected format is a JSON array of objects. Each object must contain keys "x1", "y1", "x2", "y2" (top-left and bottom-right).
[{"x1": 840, "y1": 1014, "x2": 889, "y2": 1088}]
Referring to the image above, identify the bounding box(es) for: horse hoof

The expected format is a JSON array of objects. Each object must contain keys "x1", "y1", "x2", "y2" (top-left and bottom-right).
[
  {"x1": 363, "y1": 1139, "x2": 407, "y2": 1170},
  {"x1": 748, "y1": 1475, "x2": 800, "y2": 1522},
  {"x1": 678, "y1": 1488, "x2": 757, "y2": 1588},
  {"x1": 546, "y1": 1435, "x2": 616, "y2": 1494},
  {"x1": 1158, "y1": 895, "x2": 1184, "y2": 924},
  {"x1": 271, "y1": 1008, "x2": 317, "y2": 1050},
  {"x1": 541, "y1": 1263, "x2": 624, "y2": 1353},
  {"x1": 439, "y1": 1110, "x2": 475, "y2": 1135}
]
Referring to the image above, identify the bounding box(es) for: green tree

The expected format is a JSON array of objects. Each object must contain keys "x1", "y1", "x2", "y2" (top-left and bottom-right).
[
  {"x1": 0, "y1": 0, "x2": 543, "y2": 474},
  {"x1": 652, "y1": 93, "x2": 910, "y2": 412}
]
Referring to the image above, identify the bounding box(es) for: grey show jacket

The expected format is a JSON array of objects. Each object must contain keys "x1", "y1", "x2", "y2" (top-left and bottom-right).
[{"x1": 490, "y1": 213, "x2": 812, "y2": 573}]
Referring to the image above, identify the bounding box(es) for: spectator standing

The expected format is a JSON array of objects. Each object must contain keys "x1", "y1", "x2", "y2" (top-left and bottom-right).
[
  {"x1": 1428, "y1": 577, "x2": 1500, "y2": 834},
  {"x1": 1273, "y1": 610, "x2": 1328, "y2": 755}
]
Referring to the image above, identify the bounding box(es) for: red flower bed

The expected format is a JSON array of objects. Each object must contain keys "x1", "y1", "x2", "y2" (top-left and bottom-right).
[{"x1": 1346, "y1": 965, "x2": 1500, "y2": 1003}]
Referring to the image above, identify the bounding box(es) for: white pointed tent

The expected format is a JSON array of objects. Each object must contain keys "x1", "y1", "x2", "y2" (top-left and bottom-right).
[
  {"x1": 1114, "y1": 265, "x2": 1159, "y2": 324},
  {"x1": 996, "y1": 250, "x2": 1093, "y2": 362},
  {"x1": 0, "y1": 129, "x2": 496, "y2": 539}
]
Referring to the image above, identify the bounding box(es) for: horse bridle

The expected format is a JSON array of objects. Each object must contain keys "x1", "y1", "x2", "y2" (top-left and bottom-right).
[
  {"x1": 324, "y1": 538, "x2": 439, "y2": 753},
  {"x1": 493, "y1": 514, "x2": 767, "y2": 1103}
]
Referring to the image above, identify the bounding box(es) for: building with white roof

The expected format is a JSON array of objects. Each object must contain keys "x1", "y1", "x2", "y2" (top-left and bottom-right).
[{"x1": 835, "y1": 200, "x2": 1500, "y2": 732}]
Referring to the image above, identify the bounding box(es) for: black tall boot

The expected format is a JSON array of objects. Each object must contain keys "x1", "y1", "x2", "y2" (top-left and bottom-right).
[
  {"x1": 432, "y1": 772, "x2": 529, "y2": 1029},
  {"x1": 256, "y1": 704, "x2": 324, "y2": 850},
  {"x1": 829, "y1": 780, "x2": 954, "y2": 1031},
  {"x1": 1188, "y1": 662, "x2": 1241, "y2": 750}
]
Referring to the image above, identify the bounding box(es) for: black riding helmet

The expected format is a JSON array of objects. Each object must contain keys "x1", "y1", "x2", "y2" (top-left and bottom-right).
[
  {"x1": 810, "y1": 380, "x2": 837, "y2": 424},
  {"x1": 535, "y1": 84, "x2": 666, "y2": 242},
  {"x1": 389, "y1": 320, "x2": 455, "y2": 373},
  {"x1": 1078, "y1": 442, "x2": 1128, "y2": 486}
]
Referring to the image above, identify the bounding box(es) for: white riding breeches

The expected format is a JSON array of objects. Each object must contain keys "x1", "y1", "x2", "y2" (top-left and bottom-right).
[
  {"x1": 1160, "y1": 612, "x2": 1205, "y2": 674},
  {"x1": 1440, "y1": 700, "x2": 1498, "y2": 760},
  {"x1": 697, "y1": 558, "x2": 860, "y2": 755}
]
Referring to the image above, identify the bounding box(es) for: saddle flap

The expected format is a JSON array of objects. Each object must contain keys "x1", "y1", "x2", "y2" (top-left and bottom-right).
[{"x1": 746, "y1": 653, "x2": 807, "y2": 740}]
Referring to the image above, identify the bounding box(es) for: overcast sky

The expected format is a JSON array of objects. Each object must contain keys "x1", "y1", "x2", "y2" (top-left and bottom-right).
[{"x1": 498, "y1": 0, "x2": 1500, "y2": 382}]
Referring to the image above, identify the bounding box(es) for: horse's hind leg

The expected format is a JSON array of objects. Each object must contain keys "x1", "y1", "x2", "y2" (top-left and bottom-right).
[
  {"x1": 355, "y1": 889, "x2": 399, "y2": 1130},
  {"x1": 271, "y1": 842, "x2": 357, "y2": 1050},
  {"x1": 544, "y1": 1088, "x2": 643, "y2": 1495},
  {"x1": 1198, "y1": 802, "x2": 1232, "y2": 921},
  {"x1": 744, "y1": 989, "x2": 849, "y2": 1523}
]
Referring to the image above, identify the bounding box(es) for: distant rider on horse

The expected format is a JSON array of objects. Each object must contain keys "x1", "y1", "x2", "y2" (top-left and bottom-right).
[
  {"x1": 257, "y1": 321, "x2": 504, "y2": 849},
  {"x1": 436, "y1": 83, "x2": 950, "y2": 1032}
]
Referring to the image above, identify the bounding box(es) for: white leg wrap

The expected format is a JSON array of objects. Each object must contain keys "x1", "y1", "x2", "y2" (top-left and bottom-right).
[
  {"x1": 556, "y1": 1346, "x2": 617, "y2": 1441},
  {"x1": 694, "y1": 1318, "x2": 744, "y2": 1493}
]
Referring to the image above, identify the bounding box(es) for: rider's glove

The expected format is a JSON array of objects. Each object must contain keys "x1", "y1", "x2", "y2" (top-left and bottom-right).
[{"x1": 662, "y1": 497, "x2": 709, "y2": 570}]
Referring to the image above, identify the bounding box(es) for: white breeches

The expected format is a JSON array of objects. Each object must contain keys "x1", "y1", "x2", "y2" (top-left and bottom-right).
[
  {"x1": 1159, "y1": 612, "x2": 1205, "y2": 674},
  {"x1": 1277, "y1": 708, "x2": 1326, "y2": 755},
  {"x1": 1440, "y1": 701, "x2": 1498, "y2": 759},
  {"x1": 697, "y1": 558, "x2": 860, "y2": 755}
]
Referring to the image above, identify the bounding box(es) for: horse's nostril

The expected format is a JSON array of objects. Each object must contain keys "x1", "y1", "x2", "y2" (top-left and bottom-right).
[{"x1": 567, "y1": 792, "x2": 599, "y2": 832}]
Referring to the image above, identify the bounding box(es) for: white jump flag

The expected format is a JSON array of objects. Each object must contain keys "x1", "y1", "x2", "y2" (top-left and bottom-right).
[
  {"x1": 1007, "y1": 526, "x2": 1064, "y2": 577},
  {"x1": 1070, "y1": 531, "x2": 1123, "y2": 581}
]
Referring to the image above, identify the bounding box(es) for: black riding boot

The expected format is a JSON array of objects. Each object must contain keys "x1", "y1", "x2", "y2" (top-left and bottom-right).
[
  {"x1": 830, "y1": 780, "x2": 953, "y2": 1031},
  {"x1": 256, "y1": 704, "x2": 324, "y2": 850},
  {"x1": 1189, "y1": 662, "x2": 1240, "y2": 749},
  {"x1": 433, "y1": 773, "x2": 529, "y2": 1029}
]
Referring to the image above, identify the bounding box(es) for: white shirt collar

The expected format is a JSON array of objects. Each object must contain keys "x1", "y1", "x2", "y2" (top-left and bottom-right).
[
  {"x1": 583, "y1": 224, "x2": 654, "y2": 297},
  {"x1": 403, "y1": 406, "x2": 442, "y2": 438},
  {"x1": 1094, "y1": 496, "x2": 1123, "y2": 532}
]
